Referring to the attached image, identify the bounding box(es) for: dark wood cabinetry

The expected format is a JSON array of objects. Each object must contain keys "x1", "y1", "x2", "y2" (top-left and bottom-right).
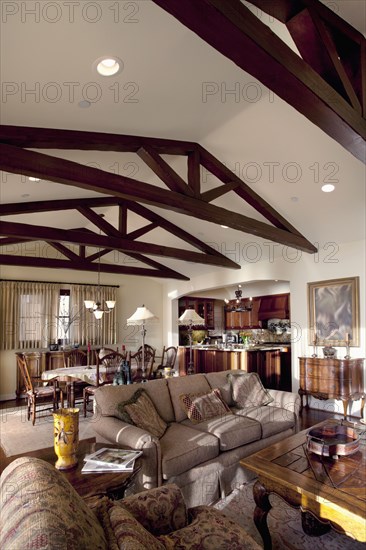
[
  {"x1": 299, "y1": 357, "x2": 365, "y2": 418},
  {"x1": 247, "y1": 349, "x2": 292, "y2": 391},
  {"x1": 178, "y1": 297, "x2": 214, "y2": 329},
  {"x1": 258, "y1": 293, "x2": 289, "y2": 321},
  {"x1": 224, "y1": 297, "x2": 261, "y2": 329}
]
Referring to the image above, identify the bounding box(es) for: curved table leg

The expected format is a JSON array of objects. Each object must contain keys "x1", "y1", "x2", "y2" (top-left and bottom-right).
[{"x1": 253, "y1": 479, "x2": 272, "y2": 550}]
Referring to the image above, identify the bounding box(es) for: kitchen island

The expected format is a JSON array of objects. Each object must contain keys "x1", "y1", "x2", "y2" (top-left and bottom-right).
[{"x1": 177, "y1": 344, "x2": 292, "y2": 391}]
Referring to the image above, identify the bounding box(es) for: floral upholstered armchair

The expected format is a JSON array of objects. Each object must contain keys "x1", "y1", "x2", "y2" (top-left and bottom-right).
[{"x1": 0, "y1": 457, "x2": 260, "y2": 549}]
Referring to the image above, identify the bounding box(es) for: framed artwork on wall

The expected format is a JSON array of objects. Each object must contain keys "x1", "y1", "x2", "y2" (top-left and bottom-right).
[{"x1": 307, "y1": 276, "x2": 360, "y2": 346}]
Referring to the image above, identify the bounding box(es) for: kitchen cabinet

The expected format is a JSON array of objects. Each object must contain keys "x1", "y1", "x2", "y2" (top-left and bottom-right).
[
  {"x1": 178, "y1": 297, "x2": 215, "y2": 329},
  {"x1": 299, "y1": 357, "x2": 364, "y2": 418},
  {"x1": 224, "y1": 297, "x2": 261, "y2": 329},
  {"x1": 257, "y1": 293, "x2": 289, "y2": 321}
]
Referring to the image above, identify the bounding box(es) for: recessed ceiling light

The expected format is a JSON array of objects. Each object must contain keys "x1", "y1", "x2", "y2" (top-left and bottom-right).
[
  {"x1": 290, "y1": 196, "x2": 299, "y2": 202},
  {"x1": 29, "y1": 177, "x2": 40, "y2": 182},
  {"x1": 94, "y1": 56, "x2": 123, "y2": 77},
  {"x1": 78, "y1": 100, "x2": 91, "y2": 108},
  {"x1": 321, "y1": 184, "x2": 335, "y2": 193},
  {"x1": 21, "y1": 193, "x2": 30, "y2": 198},
  {"x1": 221, "y1": 225, "x2": 228, "y2": 229}
]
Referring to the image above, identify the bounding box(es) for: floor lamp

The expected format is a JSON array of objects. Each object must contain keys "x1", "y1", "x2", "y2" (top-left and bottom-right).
[
  {"x1": 127, "y1": 305, "x2": 158, "y2": 380},
  {"x1": 178, "y1": 309, "x2": 205, "y2": 375}
]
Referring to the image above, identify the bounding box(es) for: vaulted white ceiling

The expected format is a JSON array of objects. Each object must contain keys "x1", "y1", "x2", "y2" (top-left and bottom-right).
[{"x1": 0, "y1": 0, "x2": 365, "y2": 281}]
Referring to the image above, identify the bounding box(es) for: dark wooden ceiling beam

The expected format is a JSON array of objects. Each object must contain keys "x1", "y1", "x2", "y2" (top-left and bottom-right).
[
  {"x1": 0, "y1": 220, "x2": 240, "y2": 269},
  {"x1": 127, "y1": 223, "x2": 159, "y2": 240},
  {"x1": 0, "y1": 143, "x2": 316, "y2": 252},
  {"x1": 198, "y1": 145, "x2": 305, "y2": 237},
  {"x1": 50, "y1": 243, "x2": 80, "y2": 261},
  {"x1": 152, "y1": 0, "x2": 365, "y2": 162},
  {"x1": 0, "y1": 196, "x2": 119, "y2": 216},
  {"x1": 76, "y1": 207, "x2": 121, "y2": 238},
  {"x1": 0, "y1": 125, "x2": 197, "y2": 155},
  {"x1": 0, "y1": 254, "x2": 189, "y2": 280},
  {"x1": 187, "y1": 149, "x2": 201, "y2": 197},
  {"x1": 118, "y1": 204, "x2": 127, "y2": 236},
  {"x1": 137, "y1": 146, "x2": 194, "y2": 196},
  {"x1": 201, "y1": 181, "x2": 241, "y2": 203}
]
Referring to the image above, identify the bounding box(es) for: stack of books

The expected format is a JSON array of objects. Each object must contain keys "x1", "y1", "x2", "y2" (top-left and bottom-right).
[{"x1": 81, "y1": 447, "x2": 143, "y2": 474}]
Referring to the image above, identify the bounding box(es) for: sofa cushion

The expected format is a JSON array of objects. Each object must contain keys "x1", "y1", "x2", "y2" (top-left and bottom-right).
[
  {"x1": 157, "y1": 505, "x2": 261, "y2": 549},
  {"x1": 205, "y1": 370, "x2": 236, "y2": 406},
  {"x1": 179, "y1": 388, "x2": 232, "y2": 424},
  {"x1": 116, "y1": 388, "x2": 168, "y2": 438},
  {"x1": 235, "y1": 405, "x2": 296, "y2": 438},
  {"x1": 120, "y1": 484, "x2": 188, "y2": 536},
  {"x1": 181, "y1": 413, "x2": 261, "y2": 451},
  {"x1": 94, "y1": 378, "x2": 175, "y2": 423},
  {"x1": 168, "y1": 374, "x2": 212, "y2": 422},
  {"x1": 160, "y1": 423, "x2": 219, "y2": 479},
  {"x1": 0, "y1": 457, "x2": 108, "y2": 550},
  {"x1": 228, "y1": 372, "x2": 274, "y2": 408},
  {"x1": 98, "y1": 500, "x2": 165, "y2": 550}
]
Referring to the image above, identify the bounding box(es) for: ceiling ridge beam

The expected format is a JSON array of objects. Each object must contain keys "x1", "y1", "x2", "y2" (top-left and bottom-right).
[
  {"x1": 0, "y1": 254, "x2": 189, "y2": 280},
  {"x1": 0, "y1": 143, "x2": 316, "y2": 253},
  {"x1": 137, "y1": 145, "x2": 195, "y2": 196},
  {"x1": 0, "y1": 220, "x2": 240, "y2": 269}
]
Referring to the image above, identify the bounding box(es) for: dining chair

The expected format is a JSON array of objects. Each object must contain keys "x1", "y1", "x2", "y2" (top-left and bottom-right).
[
  {"x1": 63, "y1": 349, "x2": 88, "y2": 405},
  {"x1": 155, "y1": 346, "x2": 178, "y2": 377},
  {"x1": 16, "y1": 353, "x2": 64, "y2": 425},
  {"x1": 131, "y1": 345, "x2": 156, "y2": 382},
  {"x1": 83, "y1": 350, "x2": 130, "y2": 417}
]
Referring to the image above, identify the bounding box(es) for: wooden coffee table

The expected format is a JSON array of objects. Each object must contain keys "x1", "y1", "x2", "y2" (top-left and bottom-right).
[
  {"x1": 241, "y1": 419, "x2": 366, "y2": 549},
  {"x1": 1, "y1": 438, "x2": 140, "y2": 502}
]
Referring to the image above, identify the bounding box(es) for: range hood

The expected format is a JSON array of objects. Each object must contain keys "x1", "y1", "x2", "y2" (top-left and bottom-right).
[{"x1": 258, "y1": 293, "x2": 290, "y2": 321}]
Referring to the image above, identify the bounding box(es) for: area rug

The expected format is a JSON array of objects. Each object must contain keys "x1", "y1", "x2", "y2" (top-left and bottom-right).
[
  {"x1": 0, "y1": 405, "x2": 97, "y2": 456},
  {"x1": 214, "y1": 480, "x2": 364, "y2": 550}
]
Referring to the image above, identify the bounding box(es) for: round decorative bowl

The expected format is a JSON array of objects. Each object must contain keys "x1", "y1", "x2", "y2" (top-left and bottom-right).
[
  {"x1": 306, "y1": 424, "x2": 359, "y2": 460},
  {"x1": 323, "y1": 346, "x2": 337, "y2": 358}
]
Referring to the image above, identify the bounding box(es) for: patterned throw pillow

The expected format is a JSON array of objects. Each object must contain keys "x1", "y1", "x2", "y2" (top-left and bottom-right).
[
  {"x1": 228, "y1": 372, "x2": 274, "y2": 408},
  {"x1": 179, "y1": 388, "x2": 232, "y2": 424},
  {"x1": 115, "y1": 388, "x2": 167, "y2": 438}
]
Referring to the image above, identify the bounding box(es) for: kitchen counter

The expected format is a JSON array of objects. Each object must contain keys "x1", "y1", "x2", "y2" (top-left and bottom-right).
[{"x1": 178, "y1": 344, "x2": 292, "y2": 391}]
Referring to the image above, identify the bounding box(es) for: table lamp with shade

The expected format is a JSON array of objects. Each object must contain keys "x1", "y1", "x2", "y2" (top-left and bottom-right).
[
  {"x1": 127, "y1": 305, "x2": 158, "y2": 380},
  {"x1": 178, "y1": 308, "x2": 205, "y2": 375}
]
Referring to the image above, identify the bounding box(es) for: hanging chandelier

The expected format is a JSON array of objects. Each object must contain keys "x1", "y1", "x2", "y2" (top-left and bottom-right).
[
  {"x1": 84, "y1": 231, "x2": 116, "y2": 319},
  {"x1": 224, "y1": 284, "x2": 252, "y2": 312}
]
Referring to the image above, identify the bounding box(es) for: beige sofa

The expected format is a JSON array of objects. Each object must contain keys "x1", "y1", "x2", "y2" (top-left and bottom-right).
[{"x1": 93, "y1": 370, "x2": 300, "y2": 507}]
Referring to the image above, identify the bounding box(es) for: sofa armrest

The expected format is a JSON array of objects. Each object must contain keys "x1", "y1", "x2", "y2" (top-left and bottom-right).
[
  {"x1": 267, "y1": 389, "x2": 301, "y2": 429},
  {"x1": 118, "y1": 483, "x2": 188, "y2": 536},
  {"x1": 92, "y1": 414, "x2": 163, "y2": 487}
]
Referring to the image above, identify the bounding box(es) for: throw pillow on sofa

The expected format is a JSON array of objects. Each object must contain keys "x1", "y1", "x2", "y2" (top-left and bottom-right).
[
  {"x1": 115, "y1": 388, "x2": 168, "y2": 438},
  {"x1": 228, "y1": 372, "x2": 273, "y2": 408},
  {"x1": 179, "y1": 388, "x2": 232, "y2": 424}
]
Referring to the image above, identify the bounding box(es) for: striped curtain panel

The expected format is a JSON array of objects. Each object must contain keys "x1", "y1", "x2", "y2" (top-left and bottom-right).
[
  {"x1": 0, "y1": 281, "x2": 61, "y2": 350},
  {"x1": 70, "y1": 284, "x2": 117, "y2": 346}
]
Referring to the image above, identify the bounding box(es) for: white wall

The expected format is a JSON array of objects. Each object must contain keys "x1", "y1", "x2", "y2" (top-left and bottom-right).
[{"x1": 0, "y1": 265, "x2": 164, "y2": 400}]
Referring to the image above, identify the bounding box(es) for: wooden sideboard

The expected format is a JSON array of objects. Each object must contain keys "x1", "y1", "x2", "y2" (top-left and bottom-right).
[{"x1": 299, "y1": 356, "x2": 365, "y2": 418}]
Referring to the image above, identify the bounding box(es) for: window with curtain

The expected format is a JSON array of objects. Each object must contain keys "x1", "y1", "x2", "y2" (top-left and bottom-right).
[
  {"x1": 0, "y1": 281, "x2": 61, "y2": 350},
  {"x1": 0, "y1": 281, "x2": 117, "y2": 350}
]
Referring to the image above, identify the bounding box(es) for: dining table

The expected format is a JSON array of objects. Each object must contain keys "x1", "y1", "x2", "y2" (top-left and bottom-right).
[{"x1": 41, "y1": 365, "x2": 108, "y2": 407}]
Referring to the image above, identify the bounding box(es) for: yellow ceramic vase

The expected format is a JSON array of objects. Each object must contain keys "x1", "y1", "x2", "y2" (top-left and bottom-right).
[{"x1": 53, "y1": 408, "x2": 79, "y2": 470}]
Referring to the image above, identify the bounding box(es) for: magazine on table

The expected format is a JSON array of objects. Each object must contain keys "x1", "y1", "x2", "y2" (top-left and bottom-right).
[
  {"x1": 84, "y1": 447, "x2": 143, "y2": 468},
  {"x1": 81, "y1": 458, "x2": 136, "y2": 474}
]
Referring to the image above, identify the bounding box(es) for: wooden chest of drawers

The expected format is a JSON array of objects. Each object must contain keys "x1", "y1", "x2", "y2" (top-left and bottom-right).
[{"x1": 299, "y1": 357, "x2": 365, "y2": 418}]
